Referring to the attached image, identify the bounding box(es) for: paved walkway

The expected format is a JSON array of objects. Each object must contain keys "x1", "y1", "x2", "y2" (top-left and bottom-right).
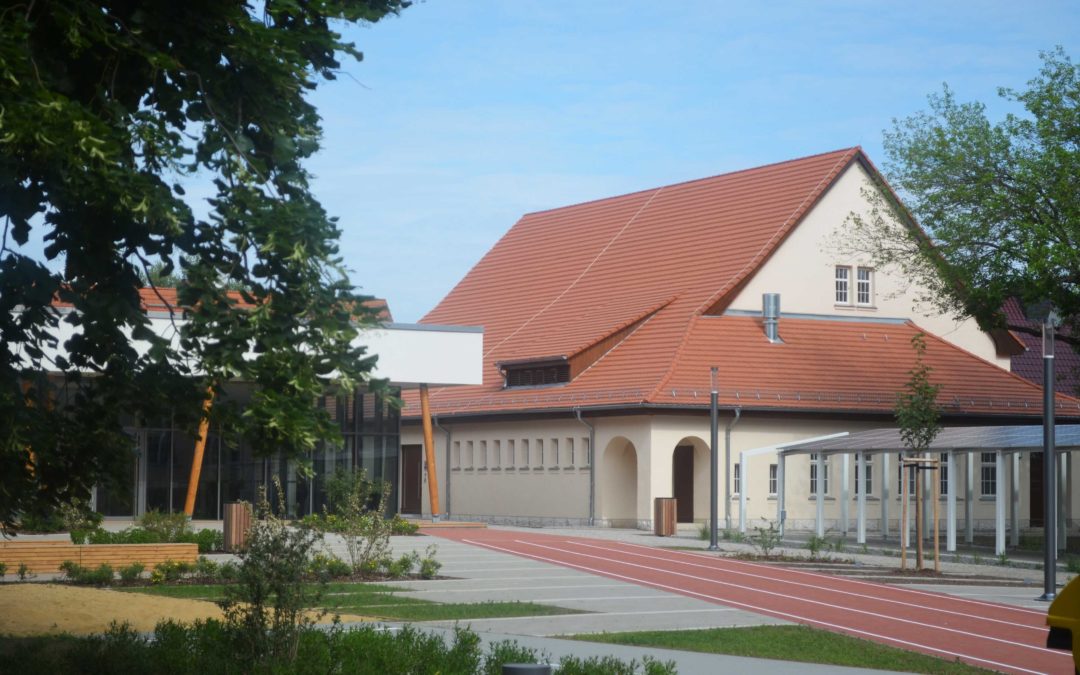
[{"x1": 424, "y1": 527, "x2": 1064, "y2": 675}]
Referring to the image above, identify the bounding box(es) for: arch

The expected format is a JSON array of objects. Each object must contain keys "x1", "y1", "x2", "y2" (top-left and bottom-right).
[
  {"x1": 600, "y1": 436, "x2": 638, "y2": 527},
  {"x1": 671, "y1": 436, "x2": 709, "y2": 523}
]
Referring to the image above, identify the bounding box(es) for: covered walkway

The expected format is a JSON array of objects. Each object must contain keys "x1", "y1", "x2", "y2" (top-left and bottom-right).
[{"x1": 738, "y1": 425, "x2": 1080, "y2": 556}]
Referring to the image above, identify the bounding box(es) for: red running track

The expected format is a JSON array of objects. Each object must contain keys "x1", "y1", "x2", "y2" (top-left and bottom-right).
[{"x1": 432, "y1": 529, "x2": 1066, "y2": 675}]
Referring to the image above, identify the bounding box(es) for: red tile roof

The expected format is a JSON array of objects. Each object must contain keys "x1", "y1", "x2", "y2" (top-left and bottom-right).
[
  {"x1": 411, "y1": 149, "x2": 1079, "y2": 419},
  {"x1": 1003, "y1": 298, "x2": 1080, "y2": 396}
]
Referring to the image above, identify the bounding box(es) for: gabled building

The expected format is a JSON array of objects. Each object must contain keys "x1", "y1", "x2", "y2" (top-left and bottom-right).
[{"x1": 401, "y1": 148, "x2": 1079, "y2": 532}]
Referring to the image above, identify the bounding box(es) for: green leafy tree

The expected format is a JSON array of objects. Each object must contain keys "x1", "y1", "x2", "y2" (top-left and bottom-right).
[
  {"x1": 895, "y1": 333, "x2": 942, "y2": 569},
  {"x1": 0, "y1": 1, "x2": 408, "y2": 534},
  {"x1": 838, "y1": 47, "x2": 1079, "y2": 345}
]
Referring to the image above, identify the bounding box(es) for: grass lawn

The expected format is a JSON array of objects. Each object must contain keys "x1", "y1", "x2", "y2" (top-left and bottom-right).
[
  {"x1": 569, "y1": 625, "x2": 994, "y2": 674},
  {"x1": 122, "y1": 582, "x2": 584, "y2": 622}
]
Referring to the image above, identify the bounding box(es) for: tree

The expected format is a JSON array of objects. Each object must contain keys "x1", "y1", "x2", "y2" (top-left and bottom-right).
[
  {"x1": 0, "y1": 1, "x2": 408, "y2": 534},
  {"x1": 895, "y1": 333, "x2": 943, "y2": 570},
  {"x1": 840, "y1": 47, "x2": 1080, "y2": 346}
]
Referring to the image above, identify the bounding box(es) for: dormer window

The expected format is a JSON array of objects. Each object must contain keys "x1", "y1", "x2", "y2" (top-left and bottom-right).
[{"x1": 500, "y1": 359, "x2": 570, "y2": 388}]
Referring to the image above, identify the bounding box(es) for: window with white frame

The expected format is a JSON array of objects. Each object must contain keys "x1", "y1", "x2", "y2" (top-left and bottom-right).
[
  {"x1": 809, "y1": 454, "x2": 829, "y2": 495},
  {"x1": 733, "y1": 463, "x2": 741, "y2": 496},
  {"x1": 768, "y1": 464, "x2": 778, "y2": 496},
  {"x1": 855, "y1": 457, "x2": 873, "y2": 495},
  {"x1": 856, "y1": 267, "x2": 873, "y2": 305},
  {"x1": 835, "y1": 266, "x2": 850, "y2": 304},
  {"x1": 981, "y1": 452, "x2": 997, "y2": 496}
]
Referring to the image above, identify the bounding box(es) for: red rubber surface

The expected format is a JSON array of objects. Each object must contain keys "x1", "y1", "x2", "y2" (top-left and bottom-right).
[{"x1": 433, "y1": 529, "x2": 1066, "y2": 675}]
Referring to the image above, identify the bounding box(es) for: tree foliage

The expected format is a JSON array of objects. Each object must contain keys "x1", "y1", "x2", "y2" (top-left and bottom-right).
[
  {"x1": 839, "y1": 47, "x2": 1080, "y2": 341},
  {"x1": 895, "y1": 333, "x2": 942, "y2": 454},
  {"x1": 0, "y1": 1, "x2": 408, "y2": 533}
]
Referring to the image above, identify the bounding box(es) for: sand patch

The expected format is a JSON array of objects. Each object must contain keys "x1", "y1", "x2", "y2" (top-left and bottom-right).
[{"x1": 0, "y1": 584, "x2": 370, "y2": 636}]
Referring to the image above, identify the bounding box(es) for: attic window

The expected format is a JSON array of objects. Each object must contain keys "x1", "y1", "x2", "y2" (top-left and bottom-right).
[{"x1": 503, "y1": 362, "x2": 570, "y2": 388}]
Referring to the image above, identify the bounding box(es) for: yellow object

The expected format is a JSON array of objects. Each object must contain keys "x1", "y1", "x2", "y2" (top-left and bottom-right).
[{"x1": 1047, "y1": 575, "x2": 1080, "y2": 672}]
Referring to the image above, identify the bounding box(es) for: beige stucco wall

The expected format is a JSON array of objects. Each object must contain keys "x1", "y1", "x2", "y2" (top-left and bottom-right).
[
  {"x1": 403, "y1": 412, "x2": 1072, "y2": 534},
  {"x1": 728, "y1": 162, "x2": 1010, "y2": 370}
]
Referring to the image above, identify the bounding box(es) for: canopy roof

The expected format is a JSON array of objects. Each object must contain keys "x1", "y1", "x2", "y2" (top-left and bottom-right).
[{"x1": 777, "y1": 424, "x2": 1080, "y2": 456}]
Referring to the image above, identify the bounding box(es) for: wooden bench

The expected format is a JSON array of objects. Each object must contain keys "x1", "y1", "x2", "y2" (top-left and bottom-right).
[{"x1": 0, "y1": 542, "x2": 199, "y2": 574}]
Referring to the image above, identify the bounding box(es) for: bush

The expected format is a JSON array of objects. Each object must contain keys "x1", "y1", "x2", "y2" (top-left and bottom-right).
[
  {"x1": 151, "y1": 560, "x2": 194, "y2": 584},
  {"x1": 750, "y1": 519, "x2": 782, "y2": 559},
  {"x1": 389, "y1": 515, "x2": 420, "y2": 536},
  {"x1": 806, "y1": 535, "x2": 829, "y2": 558},
  {"x1": 194, "y1": 556, "x2": 219, "y2": 580},
  {"x1": 219, "y1": 481, "x2": 324, "y2": 666},
  {"x1": 17, "y1": 562, "x2": 34, "y2": 581},
  {"x1": 216, "y1": 561, "x2": 240, "y2": 583},
  {"x1": 59, "y1": 560, "x2": 114, "y2": 586},
  {"x1": 383, "y1": 551, "x2": 420, "y2": 579},
  {"x1": 0, "y1": 562, "x2": 6, "y2": 577},
  {"x1": 308, "y1": 553, "x2": 352, "y2": 581},
  {"x1": 419, "y1": 545, "x2": 442, "y2": 579},
  {"x1": 119, "y1": 562, "x2": 145, "y2": 582},
  {"x1": 139, "y1": 510, "x2": 191, "y2": 541}
]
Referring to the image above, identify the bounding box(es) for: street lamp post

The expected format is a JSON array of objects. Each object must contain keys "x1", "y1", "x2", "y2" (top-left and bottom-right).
[
  {"x1": 1040, "y1": 309, "x2": 1060, "y2": 601},
  {"x1": 710, "y1": 366, "x2": 720, "y2": 551}
]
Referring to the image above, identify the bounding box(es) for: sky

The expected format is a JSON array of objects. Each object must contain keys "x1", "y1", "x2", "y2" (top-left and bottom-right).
[
  {"x1": 309, "y1": 0, "x2": 1078, "y2": 322},
  {"x1": 23, "y1": 1, "x2": 1077, "y2": 323}
]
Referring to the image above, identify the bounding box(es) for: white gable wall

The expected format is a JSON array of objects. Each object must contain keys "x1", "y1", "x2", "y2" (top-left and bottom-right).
[{"x1": 728, "y1": 162, "x2": 1009, "y2": 370}]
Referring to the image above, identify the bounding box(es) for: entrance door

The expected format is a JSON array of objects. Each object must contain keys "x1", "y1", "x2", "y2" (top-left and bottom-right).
[
  {"x1": 1030, "y1": 452, "x2": 1045, "y2": 528},
  {"x1": 673, "y1": 445, "x2": 694, "y2": 523},
  {"x1": 400, "y1": 444, "x2": 423, "y2": 514}
]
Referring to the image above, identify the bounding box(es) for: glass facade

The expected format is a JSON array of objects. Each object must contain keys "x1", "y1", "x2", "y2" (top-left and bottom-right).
[{"x1": 94, "y1": 386, "x2": 401, "y2": 519}]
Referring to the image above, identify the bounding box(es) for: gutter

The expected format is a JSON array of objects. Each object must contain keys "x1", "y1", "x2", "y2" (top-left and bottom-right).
[
  {"x1": 433, "y1": 416, "x2": 451, "y2": 518},
  {"x1": 575, "y1": 408, "x2": 596, "y2": 526},
  {"x1": 724, "y1": 408, "x2": 742, "y2": 531}
]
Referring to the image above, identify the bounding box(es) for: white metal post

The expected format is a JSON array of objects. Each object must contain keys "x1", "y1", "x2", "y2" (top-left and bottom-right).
[
  {"x1": 947, "y1": 451, "x2": 957, "y2": 552},
  {"x1": 841, "y1": 453, "x2": 850, "y2": 537},
  {"x1": 816, "y1": 453, "x2": 825, "y2": 537},
  {"x1": 739, "y1": 454, "x2": 748, "y2": 534},
  {"x1": 881, "y1": 452, "x2": 890, "y2": 539},
  {"x1": 857, "y1": 451, "x2": 866, "y2": 544},
  {"x1": 996, "y1": 450, "x2": 1006, "y2": 557},
  {"x1": 965, "y1": 452, "x2": 975, "y2": 544},
  {"x1": 1010, "y1": 453, "x2": 1021, "y2": 548},
  {"x1": 777, "y1": 453, "x2": 786, "y2": 538}
]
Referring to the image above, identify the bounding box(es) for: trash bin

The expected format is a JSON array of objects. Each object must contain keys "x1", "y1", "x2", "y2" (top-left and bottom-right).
[
  {"x1": 654, "y1": 497, "x2": 677, "y2": 537},
  {"x1": 223, "y1": 502, "x2": 252, "y2": 552}
]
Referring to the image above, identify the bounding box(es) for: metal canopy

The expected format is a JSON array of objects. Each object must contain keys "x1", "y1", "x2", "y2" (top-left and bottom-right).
[{"x1": 778, "y1": 424, "x2": 1080, "y2": 456}]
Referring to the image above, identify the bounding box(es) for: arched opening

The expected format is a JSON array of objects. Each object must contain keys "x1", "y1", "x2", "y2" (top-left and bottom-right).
[
  {"x1": 672, "y1": 436, "x2": 709, "y2": 523},
  {"x1": 601, "y1": 437, "x2": 638, "y2": 527}
]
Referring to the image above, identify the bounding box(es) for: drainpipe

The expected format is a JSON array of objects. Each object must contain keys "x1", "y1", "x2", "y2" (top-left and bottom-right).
[
  {"x1": 434, "y1": 416, "x2": 451, "y2": 518},
  {"x1": 575, "y1": 408, "x2": 596, "y2": 526},
  {"x1": 724, "y1": 407, "x2": 742, "y2": 531}
]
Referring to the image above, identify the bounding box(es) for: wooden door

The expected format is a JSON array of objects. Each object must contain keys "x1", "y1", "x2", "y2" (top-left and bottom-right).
[
  {"x1": 401, "y1": 444, "x2": 423, "y2": 514},
  {"x1": 673, "y1": 445, "x2": 694, "y2": 523}
]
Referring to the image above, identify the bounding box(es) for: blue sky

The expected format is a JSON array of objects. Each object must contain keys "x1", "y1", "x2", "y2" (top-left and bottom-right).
[{"x1": 313, "y1": 1, "x2": 1077, "y2": 321}]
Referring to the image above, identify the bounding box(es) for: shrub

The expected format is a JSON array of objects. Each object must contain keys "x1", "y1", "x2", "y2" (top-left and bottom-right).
[
  {"x1": 308, "y1": 552, "x2": 351, "y2": 580},
  {"x1": 193, "y1": 528, "x2": 224, "y2": 553},
  {"x1": 806, "y1": 535, "x2": 829, "y2": 558},
  {"x1": 216, "y1": 561, "x2": 240, "y2": 583},
  {"x1": 219, "y1": 480, "x2": 324, "y2": 666},
  {"x1": 119, "y1": 562, "x2": 145, "y2": 582},
  {"x1": 17, "y1": 562, "x2": 34, "y2": 581},
  {"x1": 750, "y1": 519, "x2": 781, "y2": 559},
  {"x1": 195, "y1": 556, "x2": 220, "y2": 580},
  {"x1": 384, "y1": 551, "x2": 420, "y2": 579},
  {"x1": 151, "y1": 560, "x2": 194, "y2": 584},
  {"x1": 419, "y1": 545, "x2": 442, "y2": 579},
  {"x1": 59, "y1": 560, "x2": 114, "y2": 585},
  {"x1": 17, "y1": 510, "x2": 66, "y2": 533},
  {"x1": 389, "y1": 515, "x2": 420, "y2": 536},
  {"x1": 0, "y1": 562, "x2": 6, "y2": 577},
  {"x1": 140, "y1": 510, "x2": 192, "y2": 541},
  {"x1": 329, "y1": 470, "x2": 395, "y2": 575}
]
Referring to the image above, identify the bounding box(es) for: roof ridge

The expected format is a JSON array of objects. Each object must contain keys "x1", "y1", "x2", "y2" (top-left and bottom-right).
[
  {"x1": 520, "y1": 146, "x2": 862, "y2": 218},
  {"x1": 480, "y1": 185, "x2": 666, "y2": 359},
  {"x1": 645, "y1": 148, "x2": 860, "y2": 403}
]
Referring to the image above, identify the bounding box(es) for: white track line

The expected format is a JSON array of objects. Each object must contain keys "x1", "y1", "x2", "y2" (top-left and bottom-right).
[
  {"x1": 461, "y1": 538, "x2": 1048, "y2": 675},
  {"x1": 568, "y1": 540, "x2": 1042, "y2": 633},
  {"x1": 514, "y1": 539, "x2": 1060, "y2": 657},
  {"x1": 621, "y1": 540, "x2": 1049, "y2": 619}
]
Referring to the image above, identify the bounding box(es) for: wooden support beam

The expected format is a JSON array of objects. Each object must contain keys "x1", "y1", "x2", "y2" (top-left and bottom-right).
[
  {"x1": 183, "y1": 387, "x2": 215, "y2": 517},
  {"x1": 420, "y1": 384, "x2": 441, "y2": 520}
]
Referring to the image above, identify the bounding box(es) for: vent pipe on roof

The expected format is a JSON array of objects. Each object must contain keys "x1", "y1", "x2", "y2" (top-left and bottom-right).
[{"x1": 763, "y1": 293, "x2": 782, "y2": 343}]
